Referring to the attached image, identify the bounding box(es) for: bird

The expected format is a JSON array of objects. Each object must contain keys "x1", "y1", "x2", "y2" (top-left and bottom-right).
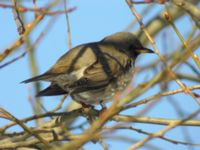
[{"x1": 22, "y1": 32, "x2": 154, "y2": 106}]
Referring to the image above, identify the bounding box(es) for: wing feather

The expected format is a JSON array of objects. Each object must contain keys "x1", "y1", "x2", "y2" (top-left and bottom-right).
[{"x1": 69, "y1": 48, "x2": 131, "y2": 93}]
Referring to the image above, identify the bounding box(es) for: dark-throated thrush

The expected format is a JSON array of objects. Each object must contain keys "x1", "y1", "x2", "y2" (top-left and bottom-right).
[{"x1": 22, "y1": 32, "x2": 154, "y2": 105}]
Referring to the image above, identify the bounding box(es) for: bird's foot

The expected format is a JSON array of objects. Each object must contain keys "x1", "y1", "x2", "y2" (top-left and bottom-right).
[
  {"x1": 80, "y1": 101, "x2": 94, "y2": 116},
  {"x1": 80, "y1": 102, "x2": 95, "y2": 123},
  {"x1": 80, "y1": 101, "x2": 94, "y2": 109}
]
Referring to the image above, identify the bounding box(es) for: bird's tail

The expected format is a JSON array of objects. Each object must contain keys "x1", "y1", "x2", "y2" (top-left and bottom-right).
[{"x1": 36, "y1": 84, "x2": 68, "y2": 97}]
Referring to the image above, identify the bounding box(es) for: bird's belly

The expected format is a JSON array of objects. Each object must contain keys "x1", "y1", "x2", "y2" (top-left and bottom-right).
[{"x1": 72, "y1": 69, "x2": 134, "y2": 105}]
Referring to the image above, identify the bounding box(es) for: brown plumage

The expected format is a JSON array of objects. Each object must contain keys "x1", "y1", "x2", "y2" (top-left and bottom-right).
[{"x1": 22, "y1": 32, "x2": 154, "y2": 105}]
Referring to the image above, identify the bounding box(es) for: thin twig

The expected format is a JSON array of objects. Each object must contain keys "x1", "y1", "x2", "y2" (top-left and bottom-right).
[
  {"x1": 0, "y1": 108, "x2": 50, "y2": 148},
  {"x1": 12, "y1": 0, "x2": 25, "y2": 35},
  {"x1": 126, "y1": 0, "x2": 200, "y2": 105},
  {"x1": 64, "y1": 0, "x2": 72, "y2": 49},
  {"x1": 124, "y1": 84, "x2": 200, "y2": 109},
  {"x1": 51, "y1": 95, "x2": 68, "y2": 112},
  {"x1": 105, "y1": 125, "x2": 200, "y2": 146},
  {"x1": 0, "y1": 52, "x2": 26, "y2": 69},
  {"x1": 128, "y1": 109, "x2": 200, "y2": 149},
  {"x1": 0, "y1": 3, "x2": 76, "y2": 16},
  {"x1": 164, "y1": 4, "x2": 200, "y2": 69}
]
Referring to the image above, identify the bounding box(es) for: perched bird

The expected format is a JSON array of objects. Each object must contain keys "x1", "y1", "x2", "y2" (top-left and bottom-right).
[{"x1": 22, "y1": 32, "x2": 154, "y2": 106}]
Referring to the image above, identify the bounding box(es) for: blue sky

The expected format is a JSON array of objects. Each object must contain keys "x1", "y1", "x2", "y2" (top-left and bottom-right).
[{"x1": 0, "y1": 0, "x2": 200, "y2": 150}]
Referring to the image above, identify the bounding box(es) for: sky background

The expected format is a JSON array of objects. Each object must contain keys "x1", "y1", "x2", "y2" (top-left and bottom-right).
[{"x1": 0, "y1": 0, "x2": 200, "y2": 150}]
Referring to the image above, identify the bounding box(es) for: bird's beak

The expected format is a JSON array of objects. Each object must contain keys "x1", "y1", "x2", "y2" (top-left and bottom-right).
[{"x1": 136, "y1": 47, "x2": 154, "y2": 54}]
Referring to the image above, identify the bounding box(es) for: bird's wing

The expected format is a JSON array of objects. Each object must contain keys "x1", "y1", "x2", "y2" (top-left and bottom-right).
[
  {"x1": 22, "y1": 44, "x2": 98, "y2": 83},
  {"x1": 84, "y1": 52, "x2": 130, "y2": 82},
  {"x1": 47, "y1": 44, "x2": 98, "y2": 75},
  {"x1": 69, "y1": 45, "x2": 132, "y2": 93}
]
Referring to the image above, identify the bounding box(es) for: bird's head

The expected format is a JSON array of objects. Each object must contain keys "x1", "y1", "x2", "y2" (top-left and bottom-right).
[{"x1": 101, "y1": 32, "x2": 154, "y2": 58}]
